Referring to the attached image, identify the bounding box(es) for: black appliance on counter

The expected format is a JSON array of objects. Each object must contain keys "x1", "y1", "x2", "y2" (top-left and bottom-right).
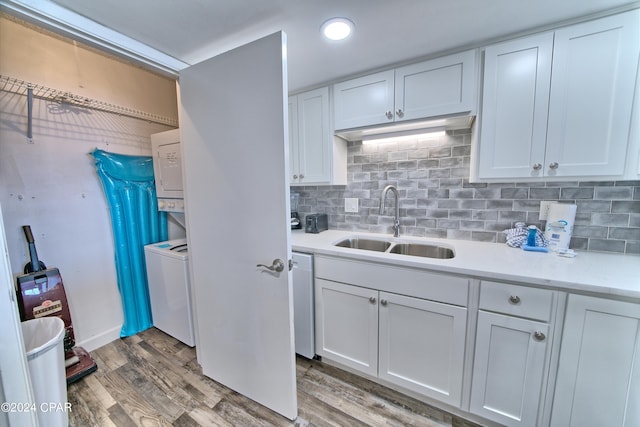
[
  {"x1": 290, "y1": 193, "x2": 302, "y2": 229},
  {"x1": 305, "y1": 213, "x2": 328, "y2": 233}
]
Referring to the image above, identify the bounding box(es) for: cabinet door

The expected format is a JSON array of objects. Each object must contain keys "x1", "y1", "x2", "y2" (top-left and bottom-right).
[
  {"x1": 314, "y1": 279, "x2": 379, "y2": 376},
  {"x1": 333, "y1": 70, "x2": 395, "y2": 130},
  {"x1": 470, "y1": 311, "x2": 549, "y2": 427},
  {"x1": 395, "y1": 50, "x2": 476, "y2": 122},
  {"x1": 378, "y1": 292, "x2": 467, "y2": 407},
  {"x1": 551, "y1": 295, "x2": 640, "y2": 427},
  {"x1": 478, "y1": 32, "x2": 553, "y2": 179},
  {"x1": 545, "y1": 10, "x2": 640, "y2": 178},
  {"x1": 288, "y1": 95, "x2": 300, "y2": 183},
  {"x1": 295, "y1": 87, "x2": 331, "y2": 184}
]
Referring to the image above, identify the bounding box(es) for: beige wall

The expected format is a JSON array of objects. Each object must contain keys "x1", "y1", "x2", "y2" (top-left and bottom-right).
[
  {"x1": 0, "y1": 15, "x2": 181, "y2": 350},
  {"x1": 0, "y1": 14, "x2": 178, "y2": 120}
]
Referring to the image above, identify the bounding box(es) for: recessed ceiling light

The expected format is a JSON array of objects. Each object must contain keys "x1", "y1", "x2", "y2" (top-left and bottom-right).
[{"x1": 321, "y1": 18, "x2": 354, "y2": 41}]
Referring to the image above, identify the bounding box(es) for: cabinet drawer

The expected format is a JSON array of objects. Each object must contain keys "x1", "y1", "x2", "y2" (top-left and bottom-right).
[
  {"x1": 479, "y1": 281, "x2": 555, "y2": 322},
  {"x1": 315, "y1": 255, "x2": 468, "y2": 306}
]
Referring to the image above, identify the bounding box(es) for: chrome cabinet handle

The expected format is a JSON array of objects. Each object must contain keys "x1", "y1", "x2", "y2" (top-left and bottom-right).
[
  {"x1": 396, "y1": 109, "x2": 404, "y2": 118},
  {"x1": 299, "y1": 174, "x2": 304, "y2": 179},
  {"x1": 380, "y1": 299, "x2": 388, "y2": 306},
  {"x1": 509, "y1": 295, "x2": 521, "y2": 304},
  {"x1": 369, "y1": 296, "x2": 376, "y2": 304},
  {"x1": 533, "y1": 331, "x2": 546, "y2": 341},
  {"x1": 549, "y1": 162, "x2": 559, "y2": 169},
  {"x1": 532, "y1": 163, "x2": 542, "y2": 170},
  {"x1": 385, "y1": 110, "x2": 393, "y2": 119},
  {"x1": 293, "y1": 174, "x2": 298, "y2": 179},
  {"x1": 257, "y1": 259, "x2": 285, "y2": 273}
]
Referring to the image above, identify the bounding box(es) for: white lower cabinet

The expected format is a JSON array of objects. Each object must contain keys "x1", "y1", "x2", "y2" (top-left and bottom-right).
[
  {"x1": 470, "y1": 312, "x2": 549, "y2": 426},
  {"x1": 378, "y1": 291, "x2": 467, "y2": 406},
  {"x1": 315, "y1": 277, "x2": 467, "y2": 407},
  {"x1": 551, "y1": 294, "x2": 640, "y2": 427},
  {"x1": 314, "y1": 279, "x2": 378, "y2": 376},
  {"x1": 470, "y1": 281, "x2": 556, "y2": 427}
]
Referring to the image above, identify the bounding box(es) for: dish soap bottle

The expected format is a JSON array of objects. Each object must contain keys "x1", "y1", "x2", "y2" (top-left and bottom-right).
[{"x1": 527, "y1": 225, "x2": 537, "y2": 247}]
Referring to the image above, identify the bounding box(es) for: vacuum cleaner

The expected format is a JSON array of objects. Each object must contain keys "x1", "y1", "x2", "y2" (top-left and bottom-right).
[{"x1": 15, "y1": 225, "x2": 97, "y2": 384}]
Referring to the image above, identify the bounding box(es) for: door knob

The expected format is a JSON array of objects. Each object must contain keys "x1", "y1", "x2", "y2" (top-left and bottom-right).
[{"x1": 257, "y1": 259, "x2": 285, "y2": 273}]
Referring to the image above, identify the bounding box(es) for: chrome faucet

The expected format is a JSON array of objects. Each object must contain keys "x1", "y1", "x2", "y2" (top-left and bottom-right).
[{"x1": 379, "y1": 184, "x2": 400, "y2": 237}]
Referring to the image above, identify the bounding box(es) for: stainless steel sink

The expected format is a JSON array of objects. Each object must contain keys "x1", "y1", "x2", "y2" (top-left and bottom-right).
[
  {"x1": 334, "y1": 238, "x2": 392, "y2": 252},
  {"x1": 389, "y1": 243, "x2": 455, "y2": 259}
]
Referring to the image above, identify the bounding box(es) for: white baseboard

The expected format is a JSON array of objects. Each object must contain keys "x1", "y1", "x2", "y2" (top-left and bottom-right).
[{"x1": 76, "y1": 325, "x2": 121, "y2": 352}]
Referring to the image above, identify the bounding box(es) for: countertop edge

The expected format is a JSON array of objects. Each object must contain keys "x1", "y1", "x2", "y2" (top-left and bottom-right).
[{"x1": 291, "y1": 230, "x2": 640, "y2": 301}]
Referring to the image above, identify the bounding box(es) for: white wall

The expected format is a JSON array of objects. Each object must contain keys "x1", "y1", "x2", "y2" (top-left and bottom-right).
[{"x1": 0, "y1": 15, "x2": 180, "y2": 350}]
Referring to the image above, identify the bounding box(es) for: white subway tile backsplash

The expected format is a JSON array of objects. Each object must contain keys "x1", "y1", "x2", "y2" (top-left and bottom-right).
[{"x1": 293, "y1": 132, "x2": 640, "y2": 254}]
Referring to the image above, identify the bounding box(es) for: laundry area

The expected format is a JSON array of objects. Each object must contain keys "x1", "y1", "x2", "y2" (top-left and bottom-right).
[{"x1": 0, "y1": 14, "x2": 185, "y2": 427}]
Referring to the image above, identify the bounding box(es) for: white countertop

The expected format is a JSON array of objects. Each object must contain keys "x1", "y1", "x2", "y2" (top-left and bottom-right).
[{"x1": 291, "y1": 229, "x2": 640, "y2": 300}]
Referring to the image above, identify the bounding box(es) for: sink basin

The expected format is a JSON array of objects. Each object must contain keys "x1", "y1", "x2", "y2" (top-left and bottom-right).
[
  {"x1": 335, "y1": 238, "x2": 392, "y2": 252},
  {"x1": 389, "y1": 243, "x2": 455, "y2": 259}
]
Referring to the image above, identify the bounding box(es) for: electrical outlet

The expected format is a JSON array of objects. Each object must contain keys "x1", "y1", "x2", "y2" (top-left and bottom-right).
[
  {"x1": 345, "y1": 198, "x2": 359, "y2": 213},
  {"x1": 539, "y1": 201, "x2": 557, "y2": 221}
]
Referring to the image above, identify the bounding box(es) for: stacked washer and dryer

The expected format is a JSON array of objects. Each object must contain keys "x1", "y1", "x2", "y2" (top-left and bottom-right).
[{"x1": 146, "y1": 129, "x2": 195, "y2": 347}]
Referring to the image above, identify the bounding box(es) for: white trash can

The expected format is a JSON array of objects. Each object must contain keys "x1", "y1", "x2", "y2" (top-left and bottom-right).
[{"x1": 21, "y1": 317, "x2": 68, "y2": 427}]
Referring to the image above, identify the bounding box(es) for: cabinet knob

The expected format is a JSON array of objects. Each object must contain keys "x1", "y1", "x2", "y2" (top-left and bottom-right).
[
  {"x1": 532, "y1": 163, "x2": 542, "y2": 171},
  {"x1": 396, "y1": 109, "x2": 404, "y2": 118},
  {"x1": 509, "y1": 295, "x2": 521, "y2": 304},
  {"x1": 380, "y1": 299, "x2": 388, "y2": 306},
  {"x1": 293, "y1": 174, "x2": 298, "y2": 179},
  {"x1": 533, "y1": 331, "x2": 546, "y2": 341},
  {"x1": 385, "y1": 110, "x2": 393, "y2": 120},
  {"x1": 549, "y1": 162, "x2": 559, "y2": 170},
  {"x1": 299, "y1": 174, "x2": 304, "y2": 179},
  {"x1": 369, "y1": 296, "x2": 376, "y2": 304}
]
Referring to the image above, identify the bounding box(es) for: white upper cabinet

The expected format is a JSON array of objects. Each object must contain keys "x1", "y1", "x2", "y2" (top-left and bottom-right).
[
  {"x1": 395, "y1": 50, "x2": 477, "y2": 122},
  {"x1": 476, "y1": 9, "x2": 640, "y2": 181},
  {"x1": 546, "y1": 11, "x2": 640, "y2": 178},
  {"x1": 289, "y1": 87, "x2": 346, "y2": 186},
  {"x1": 477, "y1": 33, "x2": 553, "y2": 179},
  {"x1": 334, "y1": 50, "x2": 476, "y2": 130},
  {"x1": 333, "y1": 70, "x2": 395, "y2": 130}
]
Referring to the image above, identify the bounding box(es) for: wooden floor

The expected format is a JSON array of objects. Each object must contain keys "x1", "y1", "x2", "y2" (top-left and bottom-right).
[{"x1": 67, "y1": 328, "x2": 482, "y2": 427}]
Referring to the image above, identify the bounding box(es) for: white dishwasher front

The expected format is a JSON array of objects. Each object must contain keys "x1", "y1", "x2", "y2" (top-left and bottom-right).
[{"x1": 292, "y1": 252, "x2": 314, "y2": 359}]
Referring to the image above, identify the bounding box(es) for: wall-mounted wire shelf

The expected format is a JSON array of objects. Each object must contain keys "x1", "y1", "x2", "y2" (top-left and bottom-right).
[{"x1": 0, "y1": 74, "x2": 179, "y2": 127}]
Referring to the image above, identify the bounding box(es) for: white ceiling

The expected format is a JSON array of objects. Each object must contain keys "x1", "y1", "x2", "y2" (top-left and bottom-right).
[{"x1": 4, "y1": 0, "x2": 639, "y2": 92}]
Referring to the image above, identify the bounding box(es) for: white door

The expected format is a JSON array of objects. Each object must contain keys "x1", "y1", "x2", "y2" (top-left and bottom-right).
[
  {"x1": 395, "y1": 50, "x2": 476, "y2": 122},
  {"x1": 545, "y1": 10, "x2": 640, "y2": 178},
  {"x1": 333, "y1": 70, "x2": 395, "y2": 130},
  {"x1": 470, "y1": 311, "x2": 549, "y2": 427},
  {"x1": 296, "y1": 87, "x2": 331, "y2": 184},
  {"x1": 179, "y1": 32, "x2": 297, "y2": 420},
  {"x1": 0, "y1": 205, "x2": 39, "y2": 427},
  {"x1": 314, "y1": 278, "x2": 379, "y2": 376},
  {"x1": 378, "y1": 292, "x2": 467, "y2": 407},
  {"x1": 551, "y1": 294, "x2": 640, "y2": 427},
  {"x1": 478, "y1": 32, "x2": 553, "y2": 179}
]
